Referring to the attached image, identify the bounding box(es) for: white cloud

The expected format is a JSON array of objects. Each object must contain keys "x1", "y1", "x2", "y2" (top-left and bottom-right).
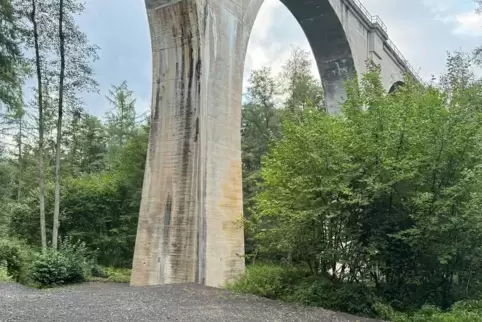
[
  {"x1": 453, "y1": 11, "x2": 482, "y2": 36},
  {"x1": 250, "y1": 0, "x2": 282, "y2": 40},
  {"x1": 422, "y1": 0, "x2": 453, "y2": 14},
  {"x1": 420, "y1": 0, "x2": 482, "y2": 37},
  {"x1": 243, "y1": 0, "x2": 317, "y2": 89},
  {"x1": 245, "y1": 0, "x2": 291, "y2": 77}
]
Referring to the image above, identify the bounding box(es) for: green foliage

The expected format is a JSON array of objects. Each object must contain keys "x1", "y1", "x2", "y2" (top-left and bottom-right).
[
  {"x1": 227, "y1": 264, "x2": 300, "y2": 299},
  {"x1": 0, "y1": 262, "x2": 12, "y2": 282},
  {"x1": 0, "y1": 0, "x2": 138, "y2": 290},
  {"x1": 8, "y1": 187, "x2": 54, "y2": 246},
  {"x1": 0, "y1": 0, "x2": 23, "y2": 110},
  {"x1": 241, "y1": 48, "x2": 323, "y2": 260},
  {"x1": 29, "y1": 238, "x2": 93, "y2": 287},
  {"x1": 228, "y1": 264, "x2": 376, "y2": 317},
  {"x1": 375, "y1": 301, "x2": 482, "y2": 322},
  {"x1": 281, "y1": 47, "x2": 324, "y2": 112},
  {"x1": 0, "y1": 238, "x2": 31, "y2": 282},
  {"x1": 30, "y1": 249, "x2": 81, "y2": 286},
  {"x1": 64, "y1": 110, "x2": 107, "y2": 176},
  {"x1": 86, "y1": 266, "x2": 130, "y2": 283},
  {"x1": 60, "y1": 127, "x2": 148, "y2": 267},
  {"x1": 105, "y1": 80, "x2": 139, "y2": 166},
  {"x1": 241, "y1": 67, "x2": 282, "y2": 257},
  {"x1": 60, "y1": 174, "x2": 132, "y2": 266},
  {"x1": 7, "y1": 127, "x2": 148, "y2": 267},
  {"x1": 288, "y1": 278, "x2": 376, "y2": 316},
  {"x1": 105, "y1": 267, "x2": 131, "y2": 283},
  {"x1": 90, "y1": 264, "x2": 108, "y2": 278},
  {"x1": 250, "y1": 54, "x2": 482, "y2": 314}
]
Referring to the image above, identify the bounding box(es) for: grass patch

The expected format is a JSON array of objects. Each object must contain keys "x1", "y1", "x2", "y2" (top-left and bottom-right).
[
  {"x1": 106, "y1": 267, "x2": 131, "y2": 283},
  {"x1": 375, "y1": 301, "x2": 482, "y2": 322},
  {"x1": 88, "y1": 266, "x2": 131, "y2": 283},
  {"x1": 0, "y1": 263, "x2": 12, "y2": 282}
]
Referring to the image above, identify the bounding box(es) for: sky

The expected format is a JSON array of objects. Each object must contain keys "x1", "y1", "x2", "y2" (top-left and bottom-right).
[{"x1": 77, "y1": 0, "x2": 482, "y2": 118}]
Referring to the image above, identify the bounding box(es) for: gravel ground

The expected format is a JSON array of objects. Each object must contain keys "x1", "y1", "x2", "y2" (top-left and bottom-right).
[{"x1": 0, "y1": 282, "x2": 380, "y2": 322}]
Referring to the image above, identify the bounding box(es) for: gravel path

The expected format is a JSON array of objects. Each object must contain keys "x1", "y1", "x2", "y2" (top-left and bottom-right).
[{"x1": 0, "y1": 282, "x2": 379, "y2": 322}]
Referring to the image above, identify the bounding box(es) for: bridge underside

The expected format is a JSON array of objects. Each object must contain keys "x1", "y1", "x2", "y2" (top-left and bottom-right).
[{"x1": 130, "y1": 0, "x2": 362, "y2": 288}]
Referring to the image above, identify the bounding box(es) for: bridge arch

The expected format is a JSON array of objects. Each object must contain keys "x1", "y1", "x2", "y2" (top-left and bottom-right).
[
  {"x1": 133, "y1": 0, "x2": 362, "y2": 289},
  {"x1": 245, "y1": 0, "x2": 357, "y2": 113},
  {"x1": 388, "y1": 80, "x2": 405, "y2": 94}
]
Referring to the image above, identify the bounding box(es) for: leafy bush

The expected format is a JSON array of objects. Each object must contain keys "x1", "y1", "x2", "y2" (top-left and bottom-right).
[
  {"x1": 90, "y1": 264, "x2": 108, "y2": 278},
  {"x1": 227, "y1": 264, "x2": 377, "y2": 317},
  {"x1": 374, "y1": 301, "x2": 482, "y2": 322},
  {"x1": 0, "y1": 261, "x2": 11, "y2": 282},
  {"x1": 58, "y1": 238, "x2": 95, "y2": 277},
  {"x1": 106, "y1": 267, "x2": 131, "y2": 283},
  {"x1": 288, "y1": 277, "x2": 376, "y2": 316},
  {"x1": 0, "y1": 238, "x2": 32, "y2": 282},
  {"x1": 226, "y1": 263, "x2": 307, "y2": 299},
  {"x1": 29, "y1": 239, "x2": 93, "y2": 287},
  {"x1": 30, "y1": 249, "x2": 76, "y2": 286},
  {"x1": 60, "y1": 175, "x2": 138, "y2": 268}
]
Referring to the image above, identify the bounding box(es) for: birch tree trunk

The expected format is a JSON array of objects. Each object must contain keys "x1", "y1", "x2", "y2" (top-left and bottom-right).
[
  {"x1": 52, "y1": 0, "x2": 65, "y2": 250},
  {"x1": 31, "y1": 0, "x2": 47, "y2": 249}
]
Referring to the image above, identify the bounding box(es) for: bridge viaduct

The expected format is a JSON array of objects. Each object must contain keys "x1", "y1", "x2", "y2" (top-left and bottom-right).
[{"x1": 130, "y1": 0, "x2": 423, "y2": 288}]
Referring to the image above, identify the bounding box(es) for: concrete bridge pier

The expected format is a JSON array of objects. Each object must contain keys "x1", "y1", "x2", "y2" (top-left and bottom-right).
[{"x1": 131, "y1": 0, "x2": 250, "y2": 288}]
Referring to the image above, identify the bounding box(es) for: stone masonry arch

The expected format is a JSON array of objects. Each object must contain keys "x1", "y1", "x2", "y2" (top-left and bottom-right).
[{"x1": 131, "y1": 0, "x2": 420, "y2": 288}]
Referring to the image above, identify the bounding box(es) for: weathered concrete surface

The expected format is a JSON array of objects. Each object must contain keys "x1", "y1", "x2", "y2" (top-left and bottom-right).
[
  {"x1": 0, "y1": 282, "x2": 381, "y2": 322},
  {"x1": 131, "y1": 0, "x2": 421, "y2": 288},
  {"x1": 131, "y1": 0, "x2": 249, "y2": 288}
]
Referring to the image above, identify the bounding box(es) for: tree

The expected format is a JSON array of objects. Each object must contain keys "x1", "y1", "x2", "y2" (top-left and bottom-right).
[
  {"x1": 241, "y1": 52, "x2": 324, "y2": 260},
  {"x1": 253, "y1": 56, "x2": 482, "y2": 310},
  {"x1": 10, "y1": 108, "x2": 26, "y2": 200},
  {"x1": 63, "y1": 109, "x2": 106, "y2": 175},
  {"x1": 281, "y1": 47, "x2": 324, "y2": 112},
  {"x1": 52, "y1": 0, "x2": 66, "y2": 250},
  {"x1": 0, "y1": 0, "x2": 23, "y2": 110},
  {"x1": 0, "y1": 147, "x2": 16, "y2": 236},
  {"x1": 104, "y1": 80, "x2": 137, "y2": 166},
  {"x1": 241, "y1": 67, "x2": 281, "y2": 258},
  {"x1": 51, "y1": 0, "x2": 99, "y2": 249},
  {"x1": 30, "y1": 0, "x2": 48, "y2": 249},
  {"x1": 10, "y1": 0, "x2": 99, "y2": 249},
  {"x1": 242, "y1": 67, "x2": 281, "y2": 175}
]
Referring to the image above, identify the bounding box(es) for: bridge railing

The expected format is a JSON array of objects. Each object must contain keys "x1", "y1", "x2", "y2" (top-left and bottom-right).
[
  {"x1": 386, "y1": 39, "x2": 425, "y2": 84},
  {"x1": 350, "y1": 0, "x2": 424, "y2": 84},
  {"x1": 371, "y1": 16, "x2": 387, "y2": 33}
]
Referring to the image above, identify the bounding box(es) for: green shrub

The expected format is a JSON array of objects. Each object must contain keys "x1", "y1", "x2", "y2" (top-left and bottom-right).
[
  {"x1": 226, "y1": 264, "x2": 285, "y2": 299},
  {"x1": 226, "y1": 263, "x2": 308, "y2": 299},
  {"x1": 0, "y1": 238, "x2": 32, "y2": 282},
  {"x1": 374, "y1": 301, "x2": 482, "y2": 322},
  {"x1": 288, "y1": 277, "x2": 376, "y2": 316},
  {"x1": 29, "y1": 239, "x2": 94, "y2": 287},
  {"x1": 106, "y1": 267, "x2": 131, "y2": 283},
  {"x1": 227, "y1": 264, "x2": 376, "y2": 317},
  {"x1": 57, "y1": 238, "x2": 95, "y2": 277},
  {"x1": 0, "y1": 261, "x2": 12, "y2": 282},
  {"x1": 30, "y1": 249, "x2": 76, "y2": 286},
  {"x1": 91, "y1": 264, "x2": 108, "y2": 278}
]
